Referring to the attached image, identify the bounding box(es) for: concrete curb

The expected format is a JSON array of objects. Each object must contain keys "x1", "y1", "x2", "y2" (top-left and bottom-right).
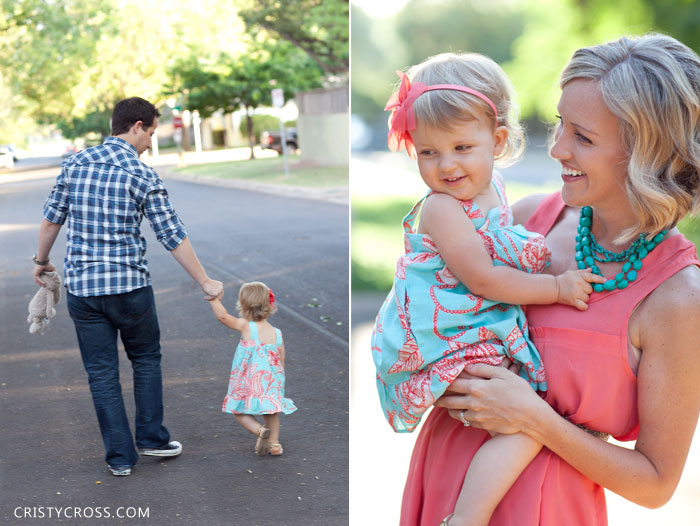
[
  {"x1": 158, "y1": 165, "x2": 348, "y2": 206},
  {"x1": 0, "y1": 162, "x2": 349, "y2": 206}
]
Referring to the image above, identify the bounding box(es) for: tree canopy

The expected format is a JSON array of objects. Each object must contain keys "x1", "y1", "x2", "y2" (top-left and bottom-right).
[
  {"x1": 239, "y1": 0, "x2": 349, "y2": 75},
  {"x1": 169, "y1": 39, "x2": 324, "y2": 157},
  {"x1": 352, "y1": 0, "x2": 699, "y2": 134},
  {"x1": 0, "y1": 0, "x2": 343, "y2": 144}
]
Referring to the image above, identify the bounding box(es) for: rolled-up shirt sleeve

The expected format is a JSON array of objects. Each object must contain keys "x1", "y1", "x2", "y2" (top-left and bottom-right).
[
  {"x1": 143, "y1": 179, "x2": 188, "y2": 251},
  {"x1": 43, "y1": 171, "x2": 69, "y2": 224}
]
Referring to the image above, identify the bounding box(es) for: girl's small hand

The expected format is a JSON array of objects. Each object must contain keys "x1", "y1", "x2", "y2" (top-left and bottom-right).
[
  {"x1": 201, "y1": 278, "x2": 224, "y2": 300},
  {"x1": 436, "y1": 364, "x2": 546, "y2": 435},
  {"x1": 555, "y1": 269, "x2": 605, "y2": 310}
]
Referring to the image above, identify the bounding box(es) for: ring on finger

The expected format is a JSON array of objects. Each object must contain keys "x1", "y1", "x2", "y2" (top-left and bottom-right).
[{"x1": 459, "y1": 410, "x2": 471, "y2": 427}]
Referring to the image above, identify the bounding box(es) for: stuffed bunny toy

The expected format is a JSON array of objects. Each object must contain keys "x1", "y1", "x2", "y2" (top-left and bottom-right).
[{"x1": 27, "y1": 271, "x2": 62, "y2": 334}]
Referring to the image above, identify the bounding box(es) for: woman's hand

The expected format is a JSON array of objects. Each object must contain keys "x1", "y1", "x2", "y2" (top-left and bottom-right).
[{"x1": 435, "y1": 363, "x2": 548, "y2": 436}]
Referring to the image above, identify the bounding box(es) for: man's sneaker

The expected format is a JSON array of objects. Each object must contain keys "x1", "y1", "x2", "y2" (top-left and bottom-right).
[
  {"x1": 109, "y1": 466, "x2": 132, "y2": 476},
  {"x1": 138, "y1": 440, "x2": 182, "y2": 457}
]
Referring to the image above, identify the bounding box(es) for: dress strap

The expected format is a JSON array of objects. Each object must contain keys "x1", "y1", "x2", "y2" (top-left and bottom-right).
[
  {"x1": 275, "y1": 328, "x2": 283, "y2": 346},
  {"x1": 524, "y1": 191, "x2": 566, "y2": 236},
  {"x1": 491, "y1": 174, "x2": 508, "y2": 207},
  {"x1": 248, "y1": 321, "x2": 259, "y2": 342},
  {"x1": 402, "y1": 191, "x2": 432, "y2": 233},
  {"x1": 616, "y1": 235, "x2": 700, "y2": 318}
]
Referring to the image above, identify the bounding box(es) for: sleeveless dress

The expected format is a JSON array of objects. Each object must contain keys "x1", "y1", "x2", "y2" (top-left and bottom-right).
[
  {"x1": 221, "y1": 321, "x2": 297, "y2": 415},
  {"x1": 372, "y1": 180, "x2": 549, "y2": 433},
  {"x1": 400, "y1": 192, "x2": 700, "y2": 525}
]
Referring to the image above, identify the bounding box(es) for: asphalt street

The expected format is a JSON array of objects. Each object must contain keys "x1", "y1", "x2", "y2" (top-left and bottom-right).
[{"x1": 0, "y1": 169, "x2": 349, "y2": 525}]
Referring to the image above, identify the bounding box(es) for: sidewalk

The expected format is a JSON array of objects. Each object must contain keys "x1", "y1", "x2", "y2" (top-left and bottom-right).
[
  {"x1": 150, "y1": 147, "x2": 348, "y2": 205},
  {"x1": 0, "y1": 146, "x2": 349, "y2": 206}
]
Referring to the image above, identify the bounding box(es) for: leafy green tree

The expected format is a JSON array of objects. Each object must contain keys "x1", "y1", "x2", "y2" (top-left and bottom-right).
[
  {"x1": 169, "y1": 39, "x2": 324, "y2": 158},
  {"x1": 0, "y1": 0, "x2": 110, "y2": 122},
  {"x1": 239, "y1": 0, "x2": 349, "y2": 75},
  {"x1": 0, "y1": 0, "x2": 246, "y2": 140},
  {"x1": 394, "y1": 0, "x2": 524, "y2": 67},
  {"x1": 56, "y1": 108, "x2": 112, "y2": 144},
  {"x1": 351, "y1": 0, "x2": 524, "y2": 127},
  {"x1": 505, "y1": 0, "x2": 654, "y2": 123}
]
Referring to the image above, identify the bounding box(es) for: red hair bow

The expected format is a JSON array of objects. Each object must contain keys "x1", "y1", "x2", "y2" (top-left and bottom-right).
[
  {"x1": 269, "y1": 289, "x2": 275, "y2": 307},
  {"x1": 385, "y1": 71, "x2": 422, "y2": 159},
  {"x1": 384, "y1": 70, "x2": 498, "y2": 160}
]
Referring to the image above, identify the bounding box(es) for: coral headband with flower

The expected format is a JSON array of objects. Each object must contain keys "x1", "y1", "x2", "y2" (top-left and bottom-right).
[{"x1": 384, "y1": 70, "x2": 498, "y2": 159}]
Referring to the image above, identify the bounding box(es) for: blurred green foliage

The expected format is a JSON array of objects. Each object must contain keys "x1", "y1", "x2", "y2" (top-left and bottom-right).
[
  {"x1": 0, "y1": 0, "x2": 348, "y2": 145},
  {"x1": 352, "y1": 0, "x2": 700, "y2": 129},
  {"x1": 352, "y1": 188, "x2": 700, "y2": 293}
]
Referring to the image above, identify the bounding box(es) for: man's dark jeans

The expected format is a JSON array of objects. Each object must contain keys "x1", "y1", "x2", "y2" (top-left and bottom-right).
[{"x1": 66, "y1": 286, "x2": 170, "y2": 469}]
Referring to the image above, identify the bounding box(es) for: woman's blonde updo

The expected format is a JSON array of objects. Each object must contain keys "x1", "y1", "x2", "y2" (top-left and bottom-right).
[{"x1": 560, "y1": 33, "x2": 700, "y2": 241}]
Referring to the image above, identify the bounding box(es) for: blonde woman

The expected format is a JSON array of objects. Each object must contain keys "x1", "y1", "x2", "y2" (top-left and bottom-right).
[{"x1": 402, "y1": 33, "x2": 700, "y2": 525}]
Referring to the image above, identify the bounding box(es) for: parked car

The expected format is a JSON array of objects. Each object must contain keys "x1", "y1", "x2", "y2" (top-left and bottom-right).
[
  {"x1": 0, "y1": 146, "x2": 14, "y2": 170},
  {"x1": 260, "y1": 128, "x2": 298, "y2": 154},
  {"x1": 0, "y1": 144, "x2": 17, "y2": 162}
]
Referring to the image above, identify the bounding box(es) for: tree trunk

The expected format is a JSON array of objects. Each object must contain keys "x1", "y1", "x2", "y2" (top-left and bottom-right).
[{"x1": 246, "y1": 106, "x2": 256, "y2": 160}]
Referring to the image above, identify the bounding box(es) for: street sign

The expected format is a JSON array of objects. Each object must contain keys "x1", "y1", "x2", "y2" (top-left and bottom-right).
[
  {"x1": 172, "y1": 115, "x2": 183, "y2": 128},
  {"x1": 271, "y1": 88, "x2": 284, "y2": 108}
]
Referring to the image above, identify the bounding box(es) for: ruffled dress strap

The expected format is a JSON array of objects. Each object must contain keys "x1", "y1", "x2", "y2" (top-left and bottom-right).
[
  {"x1": 248, "y1": 321, "x2": 259, "y2": 343},
  {"x1": 492, "y1": 174, "x2": 508, "y2": 206},
  {"x1": 401, "y1": 192, "x2": 432, "y2": 235},
  {"x1": 274, "y1": 328, "x2": 283, "y2": 346},
  {"x1": 403, "y1": 189, "x2": 488, "y2": 236}
]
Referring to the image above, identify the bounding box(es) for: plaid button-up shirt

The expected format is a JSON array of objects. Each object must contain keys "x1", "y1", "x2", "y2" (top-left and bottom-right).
[{"x1": 43, "y1": 137, "x2": 187, "y2": 297}]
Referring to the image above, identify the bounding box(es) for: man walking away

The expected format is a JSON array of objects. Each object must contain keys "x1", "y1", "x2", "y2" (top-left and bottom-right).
[{"x1": 32, "y1": 97, "x2": 223, "y2": 476}]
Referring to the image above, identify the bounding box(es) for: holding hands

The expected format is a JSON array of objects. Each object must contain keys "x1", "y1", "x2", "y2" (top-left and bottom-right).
[{"x1": 201, "y1": 277, "x2": 224, "y2": 300}]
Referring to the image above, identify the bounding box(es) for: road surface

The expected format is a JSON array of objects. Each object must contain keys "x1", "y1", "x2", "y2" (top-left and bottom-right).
[{"x1": 1, "y1": 168, "x2": 349, "y2": 525}]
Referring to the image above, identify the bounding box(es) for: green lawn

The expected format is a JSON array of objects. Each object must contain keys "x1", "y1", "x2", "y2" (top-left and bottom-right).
[
  {"x1": 173, "y1": 155, "x2": 348, "y2": 188},
  {"x1": 352, "y1": 184, "x2": 700, "y2": 293}
]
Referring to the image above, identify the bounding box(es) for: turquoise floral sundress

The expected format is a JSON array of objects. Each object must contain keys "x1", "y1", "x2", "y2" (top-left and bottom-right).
[
  {"x1": 372, "y1": 180, "x2": 549, "y2": 432},
  {"x1": 222, "y1": 321, "x2": 297, "y2": 415}
]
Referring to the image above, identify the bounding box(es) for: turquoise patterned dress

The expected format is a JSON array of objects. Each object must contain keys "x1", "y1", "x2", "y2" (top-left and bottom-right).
[
  {"x1": 222, "y1": 321, "x2": 297, "y2": 415},
  {"x1": 372, "y1": 181, "x2": 549, "y2": 432}
]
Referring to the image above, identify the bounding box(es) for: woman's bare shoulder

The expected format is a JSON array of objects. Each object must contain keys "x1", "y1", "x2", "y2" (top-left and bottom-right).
[
  {"x1": 636, "y1": 265, "x2": 700, "y2": 347},
  {"x1": 511, "y1": 193, "x2": 550, "y2": 225},
  {"x1": 646, "y1": 265, "x2": 700, "y2": 312}
]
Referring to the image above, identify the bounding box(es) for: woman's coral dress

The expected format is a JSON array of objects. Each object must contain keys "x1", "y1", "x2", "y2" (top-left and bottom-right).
[{"x1": 400, "y1": 192, "x2": 699, "y2": 525}]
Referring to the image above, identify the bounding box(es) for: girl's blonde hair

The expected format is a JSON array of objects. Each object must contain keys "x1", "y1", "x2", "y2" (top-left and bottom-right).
[
  {"x1": 237, "y1": 281, "x2": 277, "y2": 322},
  {"x1": 560, "y1": 33, "x2": 700, "y2": 241},
  {"x1": 405, "y1": 52, "x2": 525, "y2": 166}
]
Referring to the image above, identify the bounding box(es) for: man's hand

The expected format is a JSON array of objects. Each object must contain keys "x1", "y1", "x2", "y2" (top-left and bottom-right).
[
  {"x1": 33, "y1": 263, "x2": 57, "y2": 287},
  {"x1": 201, "y1": 278, "x2": 223, "y2": 300}
]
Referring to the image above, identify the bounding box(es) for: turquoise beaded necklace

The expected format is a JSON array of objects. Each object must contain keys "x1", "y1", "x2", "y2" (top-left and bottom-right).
[{"x1": 575, "y1": 206, "x2": 667, "y2": 292}]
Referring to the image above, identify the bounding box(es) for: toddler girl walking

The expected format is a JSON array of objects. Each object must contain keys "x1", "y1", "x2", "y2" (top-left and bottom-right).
[
  {"x1": 209, "y1": 282, "x2": 296, "y2": 457},
  {"x1": 371, "y1": 52, "x2": 604, "y2": 525}
]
